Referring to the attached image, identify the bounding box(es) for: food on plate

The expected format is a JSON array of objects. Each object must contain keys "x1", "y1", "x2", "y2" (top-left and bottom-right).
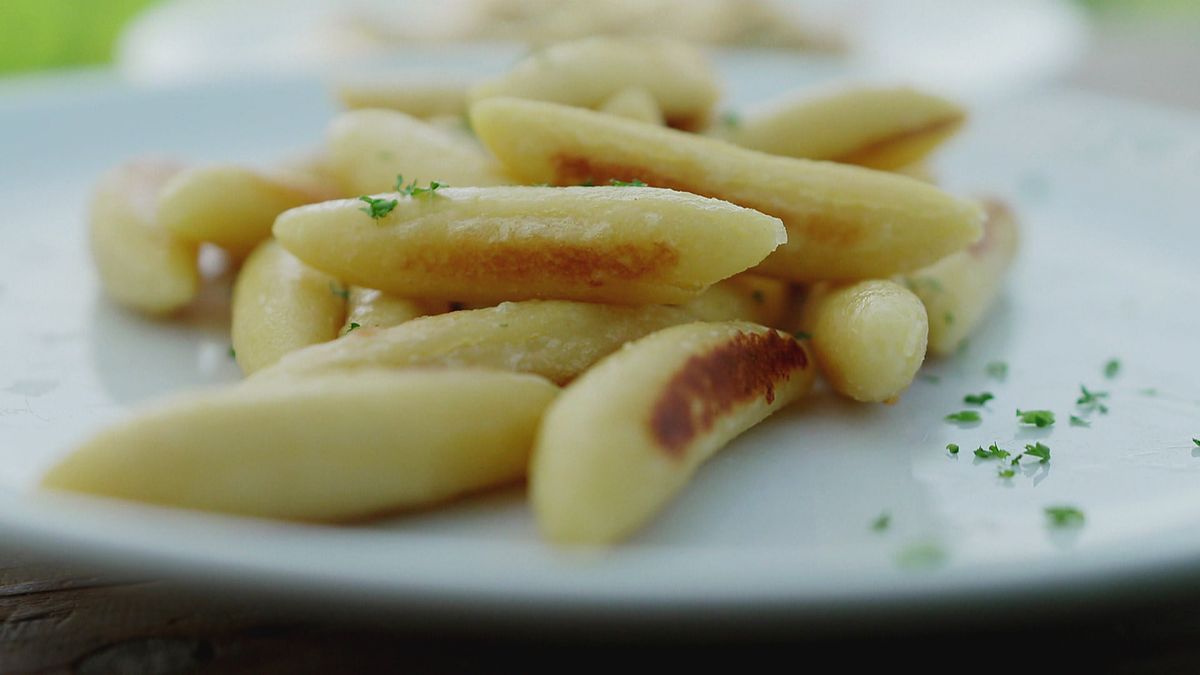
[
  {"x1": 598, "y1": 86, "x2": 666, "y2": 125},
  {"x1": 469, "y1": 97, "x2": 985, "y2": 281},
  {"x1": 715, "y1": 86, "x2": 965, "y2": 170},
  {"x1": 341, "y1": 287, "x2": 449, "y2": 335},
  {"x1": 797, "y1": 280, "x2": 928, "y2": 403},
  {"x1": 65, "y1": 33, "x2": 1019, "y2": 546},
  {"x1": 272, "y1": 185, "x2": 786, "y2": 305},
  {"x1": 158, "y1": 164, "x2": 338, "y2": 257},
  {"x1": 89, "y1": 159, "x2": 199, "y2": 315},
  {"x1": 531, "y1": 322, "x2": 815, "y2": 544},
  {"x1": 42, "y1": 370, "x2": 558, "y2": 521},
  {"x1": 231, "y1": 240, "x2": 346, "y2": 374},
  {"x1": 422, "y1": 0, "x2": 842, "y2": 51},
  {"x1": 901, "y1": 199, "x2": 1020, "y2": 356},
  {"x1": 254, "y1": 300, "x2": 694, "y2": 385},
  {"x1": 327, "y1": 109, "x2": 510, "y2": 195},
  {"x1": 470, "y1": 37, "x2": 719, "y2": 131}
]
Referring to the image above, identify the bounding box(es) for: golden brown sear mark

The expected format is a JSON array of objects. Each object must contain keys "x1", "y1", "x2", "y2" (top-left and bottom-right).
[
  {"x1": 426, "y1": 240, "x2": 679, "y2": 285},
  {"x1": 664, "y1": 113, "x2": 704, "y2": 133},
  {"x1": 831, "y1": 114, "x2": 965, "y2": 166},
  {"x1": 649, "y1": 330, "x2": 809, "y2": 458}
]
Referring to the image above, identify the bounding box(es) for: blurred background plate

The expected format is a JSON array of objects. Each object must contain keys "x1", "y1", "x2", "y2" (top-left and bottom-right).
[{"x1": 115, "y1": 0, "x2": 1087, "y2": 103}]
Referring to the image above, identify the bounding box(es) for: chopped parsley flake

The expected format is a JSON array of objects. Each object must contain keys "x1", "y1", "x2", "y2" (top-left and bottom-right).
[
  {"x1": 963, "y1": 392, "x2": 994, "y2": 406},
  {"x1": 345, "y1": 322, "x2": 361, "y2": 333},
  {"x1": 943, "y1": 311, "x2": 955, "y2": 325},
  {"x1": 329, "y1": 281, "x2": 350, "y2": 300},
  {"x1": 228, "y1": 346, "x2": 236, "y2": 359},
  {"x1": 1016, "y1": 409, "x2": 1056, "y2": 428},
  {"x1": 871, "y1": 512, "x2": 891, "y2": 532},
  {"x1": 986, "y1": 361, "x2": 1008, "y2": 380},
  {"x1": 358, "y1": 195, "x2": 398, "y2": 220},
  {"x1": 1194, "y1": 438, "x2": 1200, "y2": 447},
  {"x1": 998, "y1": 467, "x2": 1016, "y2": 479},
  {"x1": 974, "y1": 442, "x2": 1011, "y2": 460},
  {"x1": 608, "y1": 178, "x2": 647, "y2": 187},
  {"x1": 793, "y1": 331, "x2": 812, "y2": 340},
  {"x1": 945, "y1": 410, "x2": 982, "y2": 424},
  {"x1": 1044, "y1": 506, "x2": 1085, "y2": 528},
  {"x1": 946, "y1": 443, "x2": 960, "y2": 455},
  {"x1": 896, "y1": 542, "x2": 946, "y2": 569},
  {"x1": 1023, "y1": 442, "x2": 1051, "y2": 463},
  {"x1": 1104, "y1": 358, "x2": 1121, "y2": 379},
  {"x1": 394, "y1": 174, "x2": 447, "y2": 198},
  {"x1": 1070, "y1": 415, "x2": 1091, "y2": 427},
  {"x1": 720, "y1": 111, "x2": 741, "y2": 128},
  {"x1": 1076, "y1": 385, "x2": 1110, "y2": 415}
]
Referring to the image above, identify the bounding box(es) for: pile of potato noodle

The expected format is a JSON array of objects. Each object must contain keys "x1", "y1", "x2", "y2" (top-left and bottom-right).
[{"x1": 47, "y1": 36, "x2": 1017, "y2": 546}]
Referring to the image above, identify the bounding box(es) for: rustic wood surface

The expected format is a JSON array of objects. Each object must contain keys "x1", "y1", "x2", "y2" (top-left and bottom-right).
[{"x1": 7, "y1": 543, "x2": 1200, "y2": 674}]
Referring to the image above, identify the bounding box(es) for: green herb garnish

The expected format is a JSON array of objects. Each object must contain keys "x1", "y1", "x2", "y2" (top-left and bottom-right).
[
  {"x1": 394, "y1": 174, "x2": 447, "y2": 198},
  {"x1": 986, "y1": 361, "x2": 1008, "y2": 380},
  {"x1": 228, "y1": 346, "x2": 236, "y2": 359},
  {"x1": 871, "y1": 512, "x2": 891, "y2": 532},
  {"x1": 946, "y1": 410, "x2": 982, "y2": 424},
  {"x1": 608, "y1": 178, "x2": 647, "y2": 187},
  {"x1": 998, "y1": 467, "x2": 1016, "y2": 479},
  {"x1": 896, "y1": 542, "x2": 946, "y2": 569},
  {"x1": 329, "y1": 281, "x2": 350, "y2": 300},
  {"x1": 1070, "y1": 415, "x2": 1091, "y2": 427},
  {"x1": 974, "y1": 443, "x2": 1010, "y2": 460},
  {"x1": 719, "y1": 111, "x2": 741, "y2": 128},
  {"x1": 793, "y1": 331, "x2": 812, "y2": 341},
  {"x1": 358, "y1": 195, "x2": 398, "y2": 220},
  {"x1": 1044, "y1": 506, "x2": 1085, "y2": 528},
  {"x1": 963, "y1": 392, "x2": 994, "y2": 406},
  {"x1": 1076, "y1": 385, "x2": 1109, "y2": 415},
  {"x1": 1104, "y1": 358, "x2": 1121, "y2": 379},
  {"x1": 1193, "y1": 438, "x2": 1200, "y2": 447},
  {"x1": 345, "y1": 322, "x2": 361, "y2": 333},
  {"x1": 946, "y1": 443, "x2": 960, "y2": 455},
  {"x1": 1023, "y1": 442, "x2": 1051, "y2": 463},
  {"x1": 1016, "y1": 409, "x2": 1056, "y2": 428},
  {"x1": 943, "y1": 311, "x2": 955, "y2": 325}
]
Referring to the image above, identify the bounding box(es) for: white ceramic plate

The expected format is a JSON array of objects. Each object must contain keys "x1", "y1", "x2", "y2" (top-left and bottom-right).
[{"x1": 1, "y1": 69, "x2": 1199, "y2": 621}]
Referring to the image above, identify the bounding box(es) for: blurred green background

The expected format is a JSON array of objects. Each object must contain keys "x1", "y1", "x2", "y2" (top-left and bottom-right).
[
  {"x1": 0, "y1": 0, "x2": 158, "y2": 74},
  {"x1": 0, "y1": 0, "x2": 1197, "y2": 76}
]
